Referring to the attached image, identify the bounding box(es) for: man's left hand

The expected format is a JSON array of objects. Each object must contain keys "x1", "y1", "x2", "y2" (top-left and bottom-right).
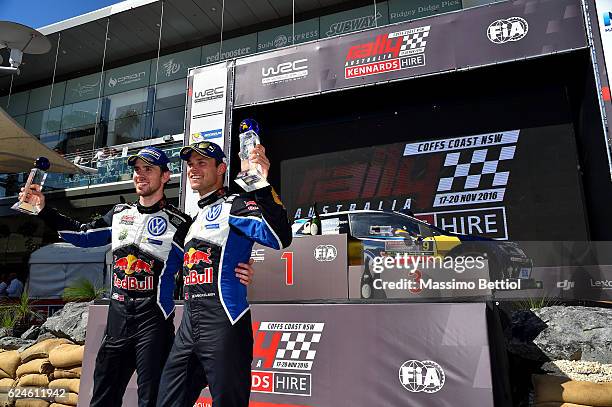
[{"x1": 236, "y1": 258, "x2": 255, "y2": 286}]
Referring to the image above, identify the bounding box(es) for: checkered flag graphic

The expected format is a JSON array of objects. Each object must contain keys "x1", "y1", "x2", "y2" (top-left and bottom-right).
[
  {"x1": 437, "y1": 146, "x2": 516, "y2": 192},
  {"x1": 400, "y1": 28, "x2": 430, "y2": 51},
  {"x1": 275, "y1": 332, "x2": 322, "y2": 360}
]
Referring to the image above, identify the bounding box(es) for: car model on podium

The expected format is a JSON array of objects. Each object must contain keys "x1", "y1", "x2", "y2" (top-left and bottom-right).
[{"x1": 292, "y1": 210, "x2": 538, "y2": 299}]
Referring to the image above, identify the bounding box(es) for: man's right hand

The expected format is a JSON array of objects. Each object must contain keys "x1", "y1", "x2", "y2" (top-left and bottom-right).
[{"x1": 18, "y1": 184, "x2": 45, "y2": 213}]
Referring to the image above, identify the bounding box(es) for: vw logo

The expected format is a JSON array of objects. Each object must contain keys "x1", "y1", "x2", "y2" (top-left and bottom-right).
[
  {"x1": 206, "y1": 204, "x2": 223, "y2": 222},
  {"x1": 147, "y1": 216, "x2": 168, "y2": 236}
]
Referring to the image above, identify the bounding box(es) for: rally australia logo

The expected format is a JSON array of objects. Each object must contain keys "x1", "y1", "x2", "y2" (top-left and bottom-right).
[
  {"x1": 344, "y1": 26, "x2": 430, "y2": 79},
  {"x1": 487, "y1": 17, "x2": 528, "y2": 44},
  {"x1": 252, "y1": 321, "x2": 324, "y2": 396},
  {"x1": 261, "y1": 59, "x2": 308, "y2": 85},
  {"x1": 399, "y1": 360, "x2": 445, "y2": 393}
]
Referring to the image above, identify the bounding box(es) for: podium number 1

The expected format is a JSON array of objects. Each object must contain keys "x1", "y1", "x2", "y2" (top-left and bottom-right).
[{"x1": 281, "y1": 252, "x2": 294, "y2": 285}]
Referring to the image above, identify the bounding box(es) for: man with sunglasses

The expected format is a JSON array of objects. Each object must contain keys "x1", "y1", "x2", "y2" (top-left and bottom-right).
[{"x1": 157, "y1": 140, "x2": 292, "y2": 407}]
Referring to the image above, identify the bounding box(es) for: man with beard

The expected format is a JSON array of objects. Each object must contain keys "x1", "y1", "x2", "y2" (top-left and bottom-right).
[
  {"x1": 20, "y1": 146, "x2": 254, "y2": 407},
  {"x1": 157, "y1": 141, "x2": 292, "y2": 407}
]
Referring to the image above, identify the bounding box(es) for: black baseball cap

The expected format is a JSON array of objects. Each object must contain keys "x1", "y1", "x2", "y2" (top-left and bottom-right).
[
  {"x1": 127, "y1": 147, "x2": 170, "y2": 168},
  {"x1": 179, "y1": 141, "x2": 226, "y2": 163}
]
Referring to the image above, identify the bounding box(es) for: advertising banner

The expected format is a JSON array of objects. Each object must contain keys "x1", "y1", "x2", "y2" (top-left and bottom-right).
[
  {"x1": 80, "y1": 302, "x2": 494, "y2": 407},
  {"x1": 281, "y1": 124, "x2": 589, "y2": 241},
  {"x1": 388, "y1": 0, "x2": 462, "y2": 23},
  {"x1": 235, "y1": 42, "x2": 322, "y2": 106},
  {"x1": 234, "y1": 0, "x2": 587, "y2": 106},
  {"x1": 201, "y1": 34, "x2": 258, "y2": 65},
  {"x1": 182, "y1": 62, "x2": 231, "y2": 216},
  {"x1": 320, "y1": 2, "x2": 390, "y2": 38},
  {"x1": 257, "y1": 18, "x2": 319, "y2": 53},
  {"x1": 151, "y1": 47, "x2": 201, "y2": 85},
  {"x1": 104, "y1": 60, "x2": 152, "y2": 96}
]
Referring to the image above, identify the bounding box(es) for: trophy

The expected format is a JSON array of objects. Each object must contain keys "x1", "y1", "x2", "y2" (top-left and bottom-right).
[
  {"x1": 11, "y1": 156, "x2": 50, "y2": 215},
  {"x1": 235, "y1": 119, "x2": 270, "y2": 192}
]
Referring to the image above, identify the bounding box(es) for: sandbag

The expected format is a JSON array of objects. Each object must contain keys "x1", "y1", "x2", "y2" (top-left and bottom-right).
[
  {"x1": 14, "y1": 400, "x2": 50, "y2": 407},
  {"x1": 53, "y1": 392, "x2": 78, "y2": 406},
  {"x1": 0, "y1": 377, "x2": 15, "y2": 388},
  {"x1": 48, "y1": 345, "x2": 83, "y2": 369},
  {"x1": 48, "y1": 379, "x2": 79, "y2": 394},
  {"x1": 21, "y1": 339, "x2": 72, "y2": 364},
  {"x1": 0, "y1": 393, "x2": 10, "y2": 407},
  {"x1": 535, "y1": 403, "x2": 594, "y2": 407},
  {"x1": 17, "y1": 374, "x2": 50, "y2": 387},
  {"x1": 0, "y1": 351, "x2": 21, "y2": 378},
  {"x1": 533, "y1": 374, "x2": 612, "y2": 406},
  {"x1": 50, "y1": 404, "x2": 73, "y2": 407},
  {"x1": 16, "y1": 359, "x2": 53, "y2": 377},
  {"x1": 50, "y1": 367, "x2": 80, "y2": 380}
]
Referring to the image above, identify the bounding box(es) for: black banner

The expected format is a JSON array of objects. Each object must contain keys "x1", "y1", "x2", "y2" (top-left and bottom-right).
[{"x1": 234, "y1": 0, "x2": 587, "y2": 106}]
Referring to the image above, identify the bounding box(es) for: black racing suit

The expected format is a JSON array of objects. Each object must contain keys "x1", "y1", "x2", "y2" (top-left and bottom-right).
[
  {"x1": 157, "y1": 186, "x2": 292, "y2": 407},
  {"x1": 39, "y1": 198, "x2": 191, "y2": 407}
]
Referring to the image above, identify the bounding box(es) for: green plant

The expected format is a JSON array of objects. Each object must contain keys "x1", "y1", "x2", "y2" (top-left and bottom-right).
[
  {"x1": 0, "y1": 292, "x2": 43, "y2": 335},
  {"x1": 0, "y1": 308, "x2": 18, "y2": 329},
  {"x1": 62, "y1": 278, "x2": 106, "y2": 302},
  {"x1": 511, "y1": 295, "x2": 561, "y2": 311}
]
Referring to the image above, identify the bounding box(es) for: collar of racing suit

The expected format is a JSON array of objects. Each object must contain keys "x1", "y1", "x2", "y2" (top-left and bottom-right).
[
  {"x1": 197, "y1": 187, "x2": 227, "y2": 208},
  {"x1": 136, "y1": 196, "x2": 167, "y2": 214}
]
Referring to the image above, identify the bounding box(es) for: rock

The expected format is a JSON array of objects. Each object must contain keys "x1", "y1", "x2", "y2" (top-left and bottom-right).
[
  {"x1": 508, "y1": 306, "x2": 612, "y2": 364},
  {"x1": 542, "y1": 360, "x2": 612, "y2": 383},
  {"x1": 20, "y1": 325, "x2": 40, "y2": 340},
  {"x1": 0, "y1": 336, "x2": 34, "y2": 350},
  {"x1": 41, "y1": 302, "x2": 90, "y2": 344},
  {"x1": 506, "y1": 309, "x2": 549, "y2": 361},
  {"x1": 0, "y1": 328, "x2": 12, "y2": 339}
]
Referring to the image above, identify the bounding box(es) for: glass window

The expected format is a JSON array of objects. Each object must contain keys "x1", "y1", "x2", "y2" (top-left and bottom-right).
[
  {"x1": 154, "y1": 79, "x2": 185, "y2": 111},
  {"x1": 39, "y1": 132, "x2": 67, "y2": 151},
  {"x1": 106, "y1": 87, "x2": 149, "y2": 145},
  {"x1": 27, "y1": 82, "x2": 66, "y2": 112},
  {"x1": 63, "y1": 126, "x2": 96, "y2": 154},
  {"x1": 104, "y1": 60, "x2": 151, "y2": 96},
  {"x1": 152, "y1": 106, "x2": 184, "y2": 138},
  {"x1": 6, "y1": 91, "x2": 30, "y2": 117},
  {"x1": 151, "y1": 48, "x2": 200, "y2": 85},
  {"x1": 107, "y1": 113, "x2": 147, "y2": 145},
  {"x1": 0, "y1": 95, "x2": 7, "y2": 110},
  {"x1": 13, "y1": 115, "x2": 26, "y2": 128},
  {"x1": 25, "y1": 107, "x2": 63, "y2": 136},
  {"x1": 65, "y1": 73, "x2": 103, "y2": 105},
  {"x1": 61, "y1": 99, "x2": 100, "y2": 131}
]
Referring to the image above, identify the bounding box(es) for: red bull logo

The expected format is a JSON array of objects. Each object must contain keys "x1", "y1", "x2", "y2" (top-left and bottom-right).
[
  {"x1": 184, "y1": 268, "x2": 213, "y2": 285},
  {"x1": 184, "y1": 248, "x2": 213, "y2": 269},
  {"x1": 113, "y1": 274, "x2": 154, "y2": 291},
  {"x1": 114, "y1": 254, "x2": 154, "y2": 275}
]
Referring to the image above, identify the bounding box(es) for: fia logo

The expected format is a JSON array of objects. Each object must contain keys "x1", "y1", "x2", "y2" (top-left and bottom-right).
[
  {"x1": 487, "y1": 17, "x2": 528, "y2": 44},
  {"x1": 206, "y1": 204, "x2": 223, "y2": 222},
  {"x1": 557, "y1": 280, "x2": 575, "y2": 291},
  {"x1": 314, "y1": 245, "x2": 337, "y2": 262},
  {"x1": 399, "y1": 360, "x2": 445, "y2": 393}
]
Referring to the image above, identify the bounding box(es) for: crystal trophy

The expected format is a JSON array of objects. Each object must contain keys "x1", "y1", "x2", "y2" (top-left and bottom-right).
[
  {"x1": 235, "y1": 119, "x2": 270, "y2": 192},
  {"x1": 11, "y1": 156, "x2": 50, "y2": 215}
]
